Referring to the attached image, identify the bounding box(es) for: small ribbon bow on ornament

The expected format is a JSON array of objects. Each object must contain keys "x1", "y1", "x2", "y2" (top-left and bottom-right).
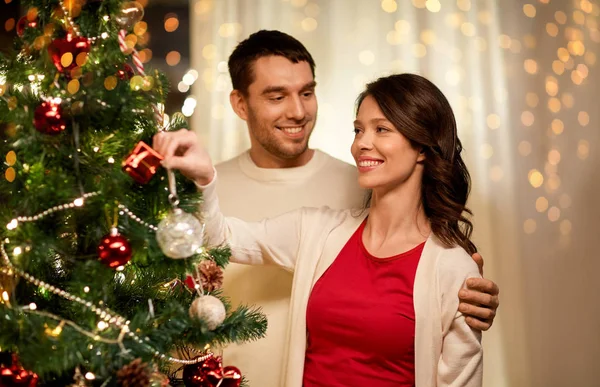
[{"x1": 182, "y1": 354, "x2": 242, "y2": 387}]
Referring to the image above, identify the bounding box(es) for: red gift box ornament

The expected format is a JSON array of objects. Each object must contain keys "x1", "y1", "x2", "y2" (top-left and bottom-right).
[{"x1": 122, "y1": 141, "x2": 163, "y2": 184}]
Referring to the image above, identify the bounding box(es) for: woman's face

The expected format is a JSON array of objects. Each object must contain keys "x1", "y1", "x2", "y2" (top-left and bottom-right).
[{"x1": 351, "y1": 95, "x2": 425, "y2": 192}]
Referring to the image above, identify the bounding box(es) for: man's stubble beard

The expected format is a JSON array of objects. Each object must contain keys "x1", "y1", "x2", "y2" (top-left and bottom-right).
[{"x1": 248, "y1": 109, "x2": 317, "y2": 160}]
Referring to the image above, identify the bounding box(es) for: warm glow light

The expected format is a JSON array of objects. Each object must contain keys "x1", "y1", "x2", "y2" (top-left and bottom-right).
[
  {"x1": 85, "y1": 372, "x2": 96, "y2": 380},
  {"x1": 548, "y1": 98, "x2": 561, "y2": 113},
  {"x1": 578, "y1": 111, "x2": 590, "y2": 126},
  {"x1": 555, "y1": 11, "x2": 567, "y2": 24},
  {"x1": 524, "y1": 59, "x2": 538, "y2": 74},
  {"x1": 490, "y1": 166, "x2": 504, "y2": 182},
  {"x1": 525, "y1": 92, "x2": 538, "y2": 108},
  {"x1": 67, "y1": 79, "x2": 80, "y2": 94},
  {"x1": 458, "y1": 0, "x2": 471, "y2": 11},
  {"x1": 487, "y1": 114, "x2": 500, "y2": 129},
  {"x1": 74, "y1": 198, "x2": 84, "y2": 207},
  {"x1": 301, "y1": 18, "x2": 318, "y2": 32},
  {"x1": 202, "y1": 44, "x2": 216, "y2": 60},
  {"x1": 523, "y1": 4, "x2": 536, "y2": 17},
  {"x1": 164, "y1": 17, "x2": 179, "y2": 32},
  {"x1": 560, "y1": 220, "x2": 572, "y2": 235},
  {"x1": 536, "y1": 197, "x2": 549, "y2": 212},
  {"x1": 557, "y1": 47, "x2": 570, "y2": 62},
  {"x1": 5, "y1": 151, "x2": 16, "y2": 166},
  {"x1": 571, "y1": 70, "x2": 583, "y2": 85},
  {"x1": 545, "y1": 76, "x2": 558, "y2": 96},
  {"x1": 498, "y1": 34, "x2": 511, "y2": 49},
  {"x1": 548, "y1": 206, "x2": 561, "y2": 222},
  {"x1": 6, "y1": 219, "x2": 18, "y2": 230},
  {"x1": 521, "y1": 111, "x2": 535, "y2": 126},
  {"x1": 5, "y1": 18, "x2": 15, "y2": 32},
  {"x1": 382, "y1": 0, "x2": 398, "y2": 13},
  {"x1": 577, "y1": 140, "x2": 590, "y2": 159},
  {"x1": 584, "y1": 51, "x2": 596, "y2": 65},
  {"x1": 166, "y1": 51, "x2": 181, "y2": 66},
  {"x1": 460, "y1": 22, "x2": 475, "y2": 37},
  {"x1": 573, "y1": 10, "x2": 585, "y2": 25},
  {"x1": 104, "y1": 76, "x2": 117, "y2": 91},
  {"x1": 305, "y1": 3, "x2": 320, "y2": 17},
  {"x1": 548, "y1": 149, "x2": 561, "y2": 165},
  {"x1": 560, "y1": 194, "x2": 572, "y2": 208},
  {"x1": 524, "y1": 219, "x2": 537, "y2": 234},
  {"x1": 528, "y1": 169, "x2": 544, "y2": 188},
  {"x1": 425, "y1": 0, "x2": 441, "y2": 12},
  {"x1": 551, "y1": 119, "x2": 564, "y2": 135},
  {"x1": 413, "y1": 43, "x2": 427, "y2": 58},
  {"x1": 552, "y1": 60, "x2": 565, "y2": 75},
  {"x1": 546, "y1": 23, "x2": 559, "y2": 37},
  {"x1": 420, "y1": 30, "x2": 437, "y2": 45}
]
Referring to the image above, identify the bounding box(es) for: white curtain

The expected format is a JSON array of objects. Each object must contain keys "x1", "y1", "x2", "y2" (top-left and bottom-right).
[{"x1": 189, "y1": 1, "x2": 600, "y2": 386}]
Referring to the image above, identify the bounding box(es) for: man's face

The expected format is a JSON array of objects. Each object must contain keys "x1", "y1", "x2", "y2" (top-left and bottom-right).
[{"x1": 243, "y1": 56, "x2": 318, "y2": 161}]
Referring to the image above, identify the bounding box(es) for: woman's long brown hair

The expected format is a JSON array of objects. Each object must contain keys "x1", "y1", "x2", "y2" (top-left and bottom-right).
[{"x1": 358, "y1": 73, "x2": 477, "y2": 255}]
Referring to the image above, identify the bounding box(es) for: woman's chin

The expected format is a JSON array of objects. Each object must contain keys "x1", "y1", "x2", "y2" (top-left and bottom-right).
[{"x1": 357, "y1": 177, "x2": 378, "y2": 190}]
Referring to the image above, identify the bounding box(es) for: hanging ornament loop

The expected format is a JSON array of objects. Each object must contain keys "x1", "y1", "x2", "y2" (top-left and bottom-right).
[{"x1": 167, "y1": 169, "x2": 180, "y2": 208}]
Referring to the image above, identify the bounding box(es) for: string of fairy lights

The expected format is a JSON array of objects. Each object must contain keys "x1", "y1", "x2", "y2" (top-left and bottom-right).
[
  {"x1": 2, "y1": 192, "x2": 211, "y2": 366},
  {"x1": 0, "y1": 0, "x2": 220, "y2": 375}
]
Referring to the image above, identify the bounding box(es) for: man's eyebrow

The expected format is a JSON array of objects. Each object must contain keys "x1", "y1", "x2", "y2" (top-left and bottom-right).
[
  {"x1": 300, "y1": 81, "x2": 317, "y2": 91},
  {"x1": 261, "y1": 86, "x2": 287, "y2": 95},
  {"x1": 261, "y1": 81, "x2": 317, "y2": 95}
]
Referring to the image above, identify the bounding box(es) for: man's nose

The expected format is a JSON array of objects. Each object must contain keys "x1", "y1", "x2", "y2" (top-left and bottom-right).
[{"x1": 286, "y1": 95, "x2": 306, "y2": 121}]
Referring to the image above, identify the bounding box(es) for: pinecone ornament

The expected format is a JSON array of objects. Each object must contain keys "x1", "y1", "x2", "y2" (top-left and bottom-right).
[
  {"x1": 117, "y1": 358, "x2": 150, "y2": 387},
  {"x1": 199, "y1": 260, "x2": 223, "y2": 292}
]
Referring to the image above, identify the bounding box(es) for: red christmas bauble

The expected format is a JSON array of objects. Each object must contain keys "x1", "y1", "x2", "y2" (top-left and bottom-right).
[
  {"x1": 182, "y1": 356, "x2": 222, "y2": 387},
  {"x1": 221, "y1": 366, "x2": 242, "y2": 387},
  {"x1": 97, "y1": 229, "x2": 132, "y2": 269},
  {"x1": 47, "y1": 34, "x2": 90, "y2": 73},
  {"x1": 33, "y1": 101, "x2": 66, "y2": 135},
  {"x1": 0, "y1": 353, "x2": 39, "y2": 386},
  {"x1": 182, "y1": 356, "x2": 241, "y2": 387},
  {"x1": 116, "y1": 63, "x2": 134, "y2": 80},
  {"x1": 16, "y1": 16, "x2": 37, "y2": 38}
]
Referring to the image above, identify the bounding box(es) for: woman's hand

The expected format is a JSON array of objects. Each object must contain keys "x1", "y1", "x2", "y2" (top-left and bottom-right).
[{"x1": 152, "y1": 129, "x2": 215, "y2": 186}]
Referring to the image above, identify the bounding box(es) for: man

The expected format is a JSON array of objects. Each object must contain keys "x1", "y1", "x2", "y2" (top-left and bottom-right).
[{"x1": 209, "y1": 30, "x2": 498, "y2": 386}]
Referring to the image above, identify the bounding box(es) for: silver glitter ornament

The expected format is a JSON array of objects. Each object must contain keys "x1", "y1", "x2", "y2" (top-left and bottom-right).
[{"x1": 156, "y1": 208, "x2": 204, "y2": 259}]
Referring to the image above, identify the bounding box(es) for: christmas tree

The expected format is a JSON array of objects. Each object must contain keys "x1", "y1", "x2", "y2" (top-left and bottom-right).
[{"x1": 0, "y1": 0, "x2": 266, "y2": 385}]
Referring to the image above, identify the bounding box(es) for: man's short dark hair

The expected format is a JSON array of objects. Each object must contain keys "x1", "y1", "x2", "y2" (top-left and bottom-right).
[{"x1": 228, "y1": 30, "x2": 316, "y2": 95}]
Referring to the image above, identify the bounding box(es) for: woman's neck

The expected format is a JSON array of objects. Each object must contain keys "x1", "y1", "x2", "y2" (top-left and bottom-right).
[{"x1": 365, "y1": 179, "x2": 430, "y2": 253}]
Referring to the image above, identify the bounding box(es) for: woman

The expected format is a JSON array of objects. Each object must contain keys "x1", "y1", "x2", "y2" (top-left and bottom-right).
[{"x1": 154, "y1": 73, "x2": 482, "y2": 386}]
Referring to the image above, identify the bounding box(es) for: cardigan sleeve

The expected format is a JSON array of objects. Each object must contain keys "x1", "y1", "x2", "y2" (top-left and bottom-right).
[
  {"x1": 436, "y1": 249, "x2": 483, "y2": 387},
  {"x1": 196, "y1": 172, "x2": 301, "y2": 272}
]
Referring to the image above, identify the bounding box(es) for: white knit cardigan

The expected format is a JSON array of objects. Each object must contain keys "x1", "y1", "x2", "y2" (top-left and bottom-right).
[{"x1": 199, "y1": 175, "x2": 483, "y2": 387}]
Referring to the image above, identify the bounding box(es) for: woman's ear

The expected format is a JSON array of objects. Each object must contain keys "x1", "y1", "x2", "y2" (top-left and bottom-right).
[{"x1": 417, "y1": 147, "x2": 426, "y2": 162}]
